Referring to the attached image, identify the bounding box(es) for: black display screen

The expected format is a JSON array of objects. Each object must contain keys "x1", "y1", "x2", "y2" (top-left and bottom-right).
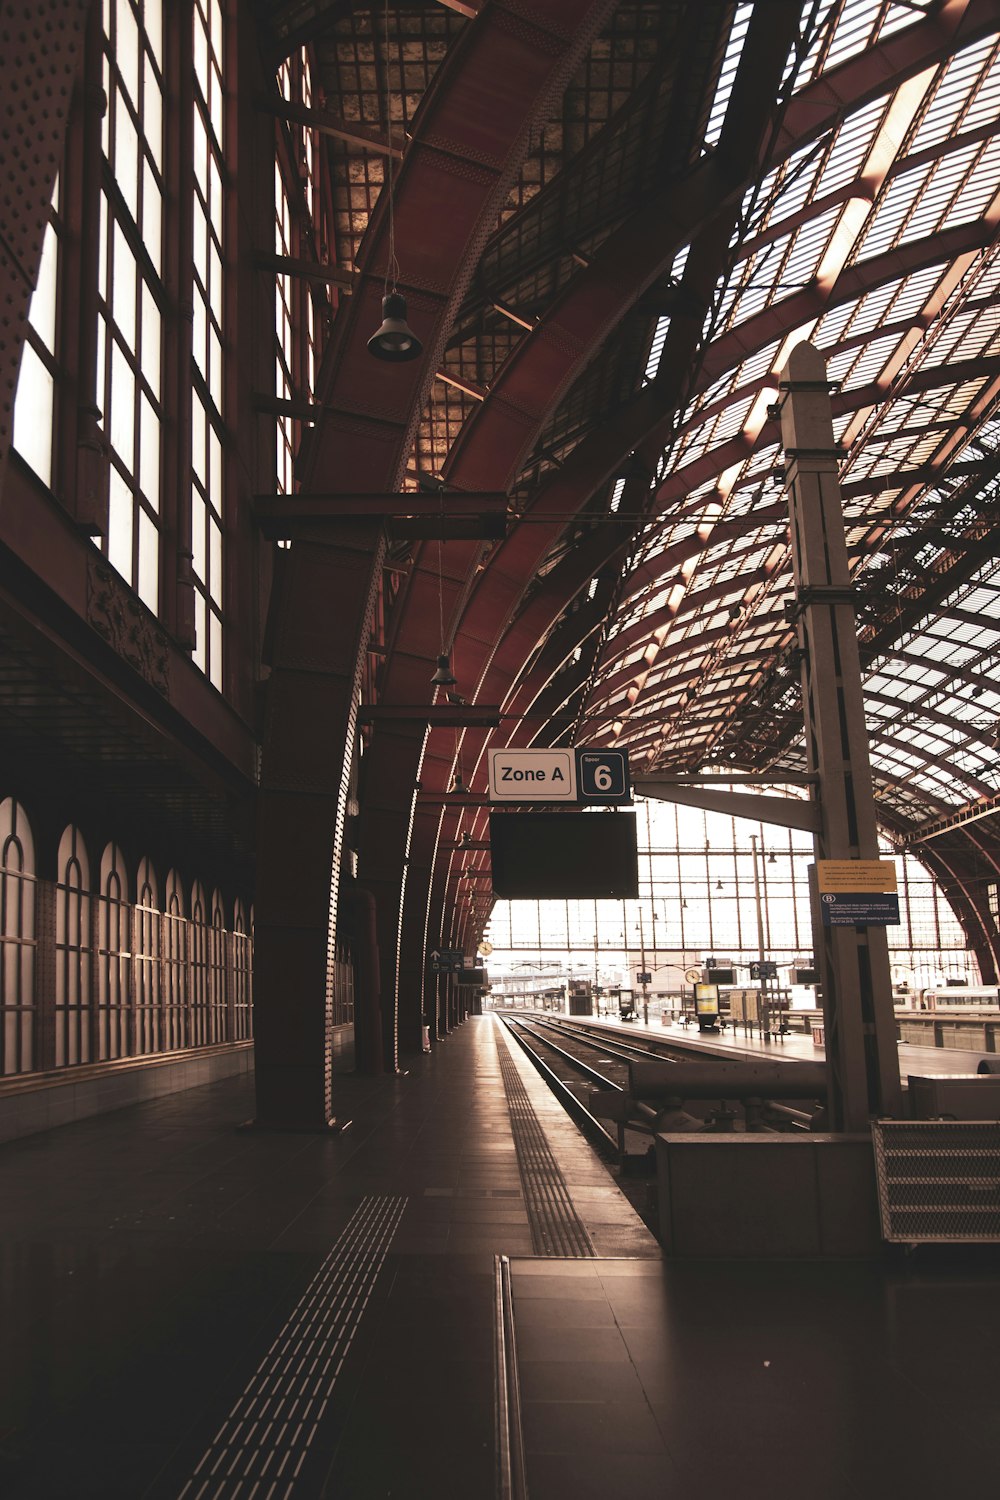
[{"x1": 488, "y1": 811, "x2": 639, "y2": 899}]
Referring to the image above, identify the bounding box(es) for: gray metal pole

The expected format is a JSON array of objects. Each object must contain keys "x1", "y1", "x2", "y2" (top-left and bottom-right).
[
  {"x1": 777, "y1": 342, "x2": 903, "y2": 1130},
  {"x1": 750, "y1": 833, "x2": 768, "y2": 1037}
]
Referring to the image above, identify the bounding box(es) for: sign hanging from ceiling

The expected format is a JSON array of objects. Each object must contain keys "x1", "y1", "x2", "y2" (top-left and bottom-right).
[
  {"x1": 487, "y1": 748, "x2": 631, "y2": 803},
  {"x1": 575, "y1": 749, "x2": 631, "y2": 804},
  {"x1": 488, "y1": 749, "x2": 578, "y2": 801}
]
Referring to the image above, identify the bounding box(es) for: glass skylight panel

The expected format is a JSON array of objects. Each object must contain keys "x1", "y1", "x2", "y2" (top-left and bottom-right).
[
  {"x1": 796, "y1": 0, "x2": 842, "y2": 83},
  {"x1": 883, "y1": 263, "x2": 948, "y2": 324},
  {"x1": 822, "y1": 0, "x2": 885, "y2": 72},
  {"x1": 777, "y1": 204, "x2": 842, "y2": 289},
  {"x1": 731, "y1": 339, "x2": 782, "y2": 391},
  {"x1": 833, "y1": 328, "x2": 902, "y2": 387},
  {"x1": 923, "y1": 635, "x2": 975, "y2": 666},
  {"x1": 902, "y1": 142, "x2": 980, "y2": 242},
  {"x1": 644, "y1": 315, "x2": 670, "y2": 383},
  {"x1": 876, "y1": 2, "x2": 936, "y2": 46},
  {"x1": 908, "y1": 35, "x2": 997, "y2": 153},
  {"x1": 833, "y1": 276, "x2": 903, "y2": 341},
  {"x1": 703, "y1": 6, "x2": 752, "y2": 150},
  {"x1": 708, "y1": 393, "x2": 755, "y2": 445},
  {"x1": 760, "y1": 141, "x2": 827, "y2": 224},
  {"x1": 856, "y1": 163, "x2": 929, "y2": 260},
  {"x1": 940, "y1": 137, "x2": 1000, "y2": 229},
  {"x1": 813, "y1": 93, "x2": 887, "y2": 198},
  {"x1": 934, "y1": 302, "x2": 1000, "y2": 363},
  {"x1": 956, "y1": 584, "x2": 1000, "y2": 616},
  {"x1": 723, "y1": 232, "x2": 793, "y2": 325}
]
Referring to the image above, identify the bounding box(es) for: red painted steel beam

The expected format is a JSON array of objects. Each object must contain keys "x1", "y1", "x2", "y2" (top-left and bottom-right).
[{"x1": 316, "y1": 1, "x2": 624, "y2": 1062}]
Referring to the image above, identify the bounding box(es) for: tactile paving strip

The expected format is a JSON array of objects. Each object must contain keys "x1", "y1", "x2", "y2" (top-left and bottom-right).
[
  {"x1": 496, "y1": 1024, "x2": 596, "y2": 1258},
  {"x1": 178, "y1": 1194, "x2": 407, "y2": 1499}
]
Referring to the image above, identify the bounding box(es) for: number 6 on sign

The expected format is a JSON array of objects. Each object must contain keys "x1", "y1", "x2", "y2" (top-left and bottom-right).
[{"x1": 575, "y1": 750, "x2": 631, "y2": 804}]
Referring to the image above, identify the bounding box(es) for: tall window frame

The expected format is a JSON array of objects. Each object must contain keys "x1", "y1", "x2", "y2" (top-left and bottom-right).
[
  {"x1": 273, "y1": 46, "x2": 337, "y2": 503},
  {"x1": 0, "y1": 800, "x2": 37, "y2": 1076},
  {"x1": 56, "y1": 825, "x2": 93, "y2": 1068},
  {"x1": 97, "y1": 0, "x2": 167, "y2": 616},
  {"x1": 12, "y1": 180, "x2": 63, "y2": 488},
  {"x1": 190, "y1": 0, "x2": 227, "y2": 690}
]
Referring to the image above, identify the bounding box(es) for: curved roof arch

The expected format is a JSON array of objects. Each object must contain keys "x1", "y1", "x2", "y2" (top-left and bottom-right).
[{"x1": 261, "y1": 0, "x2": 1000, "y2": 982}]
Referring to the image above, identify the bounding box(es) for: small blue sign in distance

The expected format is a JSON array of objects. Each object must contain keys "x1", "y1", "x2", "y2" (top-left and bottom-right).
[
  {"x1": 575, "y1": 749, "x2": 631, "y2": 803},
  {"x1": 820, "y1": 893, "x2": 901, "y2": 926}
]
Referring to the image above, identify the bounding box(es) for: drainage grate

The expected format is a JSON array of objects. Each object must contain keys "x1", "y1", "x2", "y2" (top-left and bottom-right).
[
  {"x1": 873, "y1": 1120, "x2": 1000, "y2": 1243},
  {"x1": 178, "y1": 1195, "x2": 407, "y2": 1499},
  {"x1": 496, "y1": 1026, "x2": 595, "y2": 1258}
]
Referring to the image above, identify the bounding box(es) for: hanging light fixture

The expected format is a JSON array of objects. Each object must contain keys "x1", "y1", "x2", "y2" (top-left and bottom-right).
[
  {"x1": 430, "y1": 653, "x2": 457, "y2": 686},
  {"x1": 767, "y1": 851, "x2": 777, "y2": 865},
  {"x1": 715, "y1": 879, "x2": 723, "y2": 891},
  {"x1": 368, "y1": 3, "x2": 422, "y2": 363},
  {"x1": 368, "y1": 291, "x2": 421, "y2": 362}
]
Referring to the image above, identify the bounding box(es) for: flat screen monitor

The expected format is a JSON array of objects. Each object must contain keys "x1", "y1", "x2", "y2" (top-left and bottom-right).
[{"x1": 488, "y1": 811, "x2": 638, "y2": 899}]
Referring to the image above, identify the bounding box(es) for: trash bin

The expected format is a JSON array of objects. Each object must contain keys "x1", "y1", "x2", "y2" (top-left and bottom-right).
[{"x1": 810, "y1": 1021, "x2": 825, "y2": 1046}]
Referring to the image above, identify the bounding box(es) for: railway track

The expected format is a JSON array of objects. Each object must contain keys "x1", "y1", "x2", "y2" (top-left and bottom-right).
[
  {"x1": 498, "y1": 1011, "x2": 818, "y2": 1152},
  {"x1": 498, "y1": 1011, "x2": 696, "y2": 1155}
]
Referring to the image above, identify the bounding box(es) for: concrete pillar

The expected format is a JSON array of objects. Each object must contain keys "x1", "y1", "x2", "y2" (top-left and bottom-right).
[{"x1": 778, "y1": 341, "x2": 902, "y2": 1130}]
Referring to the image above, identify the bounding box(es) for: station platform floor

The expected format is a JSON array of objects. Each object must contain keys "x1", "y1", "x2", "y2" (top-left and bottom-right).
[{"x1": 1, "y1": 1013, "x2": 998, "y2": 1500}]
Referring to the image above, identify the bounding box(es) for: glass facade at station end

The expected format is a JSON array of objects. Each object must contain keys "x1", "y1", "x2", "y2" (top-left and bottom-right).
[{"x1": 483, "y1": 795, "x2": 976, "y2": 1009}]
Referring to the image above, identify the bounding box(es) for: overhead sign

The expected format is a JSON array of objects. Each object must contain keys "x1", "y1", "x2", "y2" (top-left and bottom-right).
[
  {"x1": 428, "y1": 948, "x2": 464, "y2": 973},
  {"x1": 821, "y1": 893, "x2": 901, "y2": 927},
  {"x1": 636, "y1": 971, "x2": 651, "y2": 984},
  {"x1": 576, "y1": 749, "x2": 631, "y2": 804},
  {"x1": 816, "y1": 860, "x2": 897, "y2": 894},
  {"x1": 488, "y1": 748, "x2": 577, "y2": 801}
]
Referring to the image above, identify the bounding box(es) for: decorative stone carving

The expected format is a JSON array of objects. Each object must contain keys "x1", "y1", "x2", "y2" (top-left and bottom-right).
[{"x1": 87, "y1": 555, "x2": 171, "y2": 697}]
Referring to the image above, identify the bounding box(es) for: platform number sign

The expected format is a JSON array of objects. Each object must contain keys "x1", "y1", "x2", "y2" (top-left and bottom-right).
[{"x1": 575, "y1": 749, "x2": 631, "y2": 804}]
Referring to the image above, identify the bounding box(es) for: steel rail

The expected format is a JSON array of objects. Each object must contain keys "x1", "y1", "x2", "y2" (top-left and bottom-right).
[{"x1": 499, "y1": 1016, "x2": 620, "y2": 1156}]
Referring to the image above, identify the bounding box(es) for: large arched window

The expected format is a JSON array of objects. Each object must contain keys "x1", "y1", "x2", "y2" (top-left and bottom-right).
[
  {"x1": 189, "y1": 879, "x2": 210, "y2": 1046},
  {"x1": 134, "y1": 856, "x2": 161, "y2": 1055},
  {"x1": 97, "y1": 842, "x2": 131, "y2": 1060},
  {"x1": 163, "y1": 870, "x2": 187, "y2": 1050},
  {"x1": 0, "y1": 799, "x2": 36, "y2": 1075},
  {"x1": 209, "y1": 888, "x2": 228, "y2": 1043},
  {"x1": 232, "y1": 898, "x2": 253, "y2": 1041},
  {"x1": 56, "y1": 825, "x2": 92, "y2": 1067}
]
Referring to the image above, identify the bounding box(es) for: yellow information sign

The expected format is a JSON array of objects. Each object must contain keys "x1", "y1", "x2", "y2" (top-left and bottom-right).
[{"x1": 816, "y1": 859, "x2": 897, "y2": 894}]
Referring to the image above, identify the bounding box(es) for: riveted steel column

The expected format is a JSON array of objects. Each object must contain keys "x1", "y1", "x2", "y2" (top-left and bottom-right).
[
  {"x1": 253, "y1": 521, "x2": 386, "y2": 1129},
  {"x1": 778, "y1": 342, "x2": 902, "y2": 1130}
]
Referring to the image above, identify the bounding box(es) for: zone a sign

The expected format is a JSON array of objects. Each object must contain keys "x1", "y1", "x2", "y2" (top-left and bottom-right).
[{"x1": 488, "y1": 749, "x2": 578, "y2": 801}]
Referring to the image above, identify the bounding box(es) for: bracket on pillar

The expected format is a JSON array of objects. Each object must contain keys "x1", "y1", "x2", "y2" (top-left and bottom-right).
[
  {"x1": 783, "y1": 446, "x2": 848, "y2": 461},
  {"x1": 778, "y1": 378, "x2": 841, "y2": 393},
  {"x1": 785, "y1": 586, "x2": 856, "y2": 623}
]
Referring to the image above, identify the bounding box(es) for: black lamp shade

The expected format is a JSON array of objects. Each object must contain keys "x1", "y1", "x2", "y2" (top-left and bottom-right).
[{"x1": 367, "y1": 292, "x2": 422, "y2": 361}]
